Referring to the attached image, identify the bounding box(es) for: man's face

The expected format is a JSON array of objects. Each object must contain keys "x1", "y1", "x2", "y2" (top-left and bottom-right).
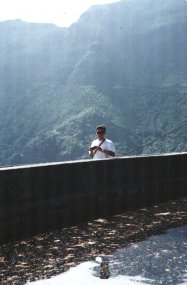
[{"x1": 96, "y1": 128, "x2": 105, "y2": 140}]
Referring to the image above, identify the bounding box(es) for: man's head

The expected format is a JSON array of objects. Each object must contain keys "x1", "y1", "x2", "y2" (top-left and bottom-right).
[{"x1": 96, "y1": 125, "x2": 106, "y2": 140}]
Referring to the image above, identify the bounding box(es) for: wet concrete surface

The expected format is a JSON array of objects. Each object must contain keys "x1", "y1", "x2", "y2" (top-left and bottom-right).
[{"x1": 0, "y1": 196, "x2": 187, "y2": 285}]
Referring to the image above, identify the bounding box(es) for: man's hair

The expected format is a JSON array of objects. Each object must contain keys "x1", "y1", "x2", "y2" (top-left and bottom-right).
[{"x1": 96, "y1": 125, "x2": 106, "y2": 133}]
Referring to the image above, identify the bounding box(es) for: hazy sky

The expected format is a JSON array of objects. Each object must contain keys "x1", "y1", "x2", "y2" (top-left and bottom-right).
[{"x1": 0, "y1": 0, "x2": 120, "y2": 27}]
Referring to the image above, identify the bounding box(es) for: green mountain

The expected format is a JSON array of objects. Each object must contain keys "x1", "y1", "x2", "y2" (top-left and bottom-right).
[{"x1": 0, "y1": 0, "x2": 187, "y2": 166}]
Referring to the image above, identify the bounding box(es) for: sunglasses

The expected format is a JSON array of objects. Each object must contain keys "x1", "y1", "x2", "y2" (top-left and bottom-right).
[{"x1": 97, "y1": 131, "x2": 105, "y2": 134}]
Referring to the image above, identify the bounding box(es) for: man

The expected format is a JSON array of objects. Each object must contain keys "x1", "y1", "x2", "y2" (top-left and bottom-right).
[{"x1": 89, "y1": 125, "x2": 116, "y2": 159}]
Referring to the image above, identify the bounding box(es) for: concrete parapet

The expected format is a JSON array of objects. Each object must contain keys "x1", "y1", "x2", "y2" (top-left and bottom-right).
[{"x1": 0, "y1": 152, "x2": 187, "y2": 243}]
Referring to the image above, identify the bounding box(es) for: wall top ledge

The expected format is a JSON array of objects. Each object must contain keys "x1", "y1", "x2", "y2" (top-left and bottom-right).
[{"x1": 0, "y1": 151, "x2": 187, "y2": 171}]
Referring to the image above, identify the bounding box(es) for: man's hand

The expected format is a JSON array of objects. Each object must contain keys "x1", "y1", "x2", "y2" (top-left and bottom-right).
[
  {"x1": 89, "y1": 146, "x2": 97, "y2": 151},
  {"x1": 90, "y1": 146, "x2": 102, "y2": 152},
  {"x1": 95, "y1": 146, "x2": 102, "y2": 151}
]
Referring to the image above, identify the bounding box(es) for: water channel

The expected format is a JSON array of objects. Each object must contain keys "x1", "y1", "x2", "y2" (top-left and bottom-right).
[{"x1": 28, "y1": 225, "x2": 187, "y2": 285}]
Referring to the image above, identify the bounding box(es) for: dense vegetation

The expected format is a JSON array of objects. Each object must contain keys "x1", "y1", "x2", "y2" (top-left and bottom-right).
[{"x1": 0, "y1": 0, "x2": 187, "y2": 166}]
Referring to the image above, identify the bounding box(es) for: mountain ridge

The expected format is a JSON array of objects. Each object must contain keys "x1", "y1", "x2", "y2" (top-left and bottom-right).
[{"x1": 0, "y1": 0, "x2": 187, "y2": 166}]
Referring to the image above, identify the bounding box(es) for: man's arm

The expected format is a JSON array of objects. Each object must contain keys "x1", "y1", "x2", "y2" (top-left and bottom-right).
[
  {"x1": 89, "y1": 146, "x2": 97, "y2": 159},
  {"x1": 89, "y1": 149, "x2": 94, "y2": 159},
  {"x1": 101, "y1": 149, "x2": 115, "y2": 157},
  {"x1": 96, "y1": 146, "x2": 115, "y2": 157}
]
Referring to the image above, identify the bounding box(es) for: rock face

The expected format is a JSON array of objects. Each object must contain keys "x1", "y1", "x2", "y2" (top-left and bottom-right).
[{"x1": 0, "y1": 0, "x2": 187, "y2": 166}]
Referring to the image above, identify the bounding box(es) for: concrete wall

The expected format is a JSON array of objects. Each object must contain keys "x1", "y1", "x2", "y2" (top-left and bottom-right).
[{"x1": 0, "y1": 152, "x2": 187, "y2": 243}]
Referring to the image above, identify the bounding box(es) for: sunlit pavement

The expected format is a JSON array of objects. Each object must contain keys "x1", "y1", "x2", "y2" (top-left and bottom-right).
[
  {"x1": 27, "y1": 261, "x2": 152, "y2": 285},
  {"x1": 27, "y1": 224, "x2": 187, "y2": 285}
]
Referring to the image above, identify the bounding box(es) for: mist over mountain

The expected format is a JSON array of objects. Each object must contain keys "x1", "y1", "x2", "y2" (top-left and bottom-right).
[{"x1": 0, "y1": 0, "x2": 187, "y2": 166}]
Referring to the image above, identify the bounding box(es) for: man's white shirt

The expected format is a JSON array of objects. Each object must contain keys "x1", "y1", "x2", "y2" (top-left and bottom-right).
[{"x1": 90, "y1": 139, "x2": 116, "y2": 159}]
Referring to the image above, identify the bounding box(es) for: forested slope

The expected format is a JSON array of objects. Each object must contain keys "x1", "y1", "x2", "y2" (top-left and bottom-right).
[{"x1": 0, "y1": 0, "x2": 187, "y2": 166}]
